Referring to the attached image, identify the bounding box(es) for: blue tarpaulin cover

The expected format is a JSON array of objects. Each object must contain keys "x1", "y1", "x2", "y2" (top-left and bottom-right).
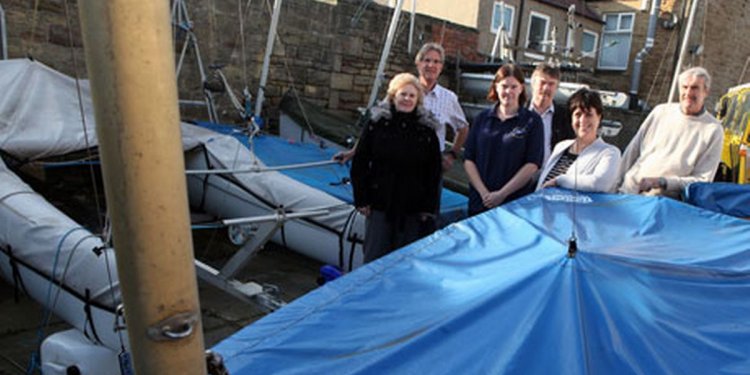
[
  {"x1": 684, "y1": 182, "x2": 750, "y2": 218},
  {"x1": 213, "y1": 189, "x2": 750, "y2": 374},
  {"x1": 192, "y1": 121, "x2": 467, "y2": 221}
]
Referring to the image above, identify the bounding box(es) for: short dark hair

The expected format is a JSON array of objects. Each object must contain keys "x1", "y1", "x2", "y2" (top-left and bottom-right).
[
  {"x1": 487, "y1": 64, "x2": 527, "y2": 105},
  {"x1": 568, "y1": 88, "x2": 603, "y2": 116},
  {"x1": 532, "y1": 63, "x2": 561, "y2": 81}
]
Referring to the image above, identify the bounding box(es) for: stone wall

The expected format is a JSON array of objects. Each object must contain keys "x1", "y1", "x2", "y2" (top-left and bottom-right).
[{"x1": 2, "y1": 0, "x2": 480, "y2": 129}]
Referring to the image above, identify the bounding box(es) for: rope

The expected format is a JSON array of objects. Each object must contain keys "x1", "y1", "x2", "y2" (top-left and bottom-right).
[
  {"x1": 27, "y1": 226, "x2": 87, "y2": 374},
  {"x1": 25, "y1": 0, "x2": 41, "y2": 56},
  {"x1": 645, "y1": 28, "x2": 677, "y2": 104},
  {"x1": 63, "y1": 0, "x2": 106, "y2": 234},
  {"x1": 99, "y1": 243, "x2": 128, "y2": 352}
]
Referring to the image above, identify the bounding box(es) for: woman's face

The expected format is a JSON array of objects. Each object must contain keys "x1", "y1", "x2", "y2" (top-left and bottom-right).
[
  {"x1": 394, "y1": 84, "x2": 419, "y2": 113},
  {"x1": 571, "y1": 106, "x2": 601, "y2": 143},
  {"x1": 495, "y1": 76, "x2": 523, "y2": 107}
]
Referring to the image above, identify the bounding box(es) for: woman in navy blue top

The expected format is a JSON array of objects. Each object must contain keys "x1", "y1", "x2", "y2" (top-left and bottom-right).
[{"x1": 463, "y1": 64, "x2": 544, "y2": 216}]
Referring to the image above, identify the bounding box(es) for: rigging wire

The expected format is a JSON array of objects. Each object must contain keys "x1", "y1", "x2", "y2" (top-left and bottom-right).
[
  {"x1": 645, "y1": 28, "x2": 677, "y2": 104},
  {"x1": 698, "y1": 0, "x2": 708, "y2": 68},
  {"x1": 255, "y1": 0, "x2": 354, "y2": 186},
  {"x1": 25, "y1": 0, "x2": 41, "y2": 56},
  {"x1": 239, "y1": 0, "x2": 250, "y2": 86},
  {"x1": 568, "y1": 139, "x2": 580, "y2": 258},
  {"x1": 62, "y1": 0, "x2": 105, "y2": 235}
]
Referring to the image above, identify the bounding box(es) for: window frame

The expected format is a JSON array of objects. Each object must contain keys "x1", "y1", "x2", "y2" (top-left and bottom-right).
[
  {"x1": 525, "y1": 11, "x2": 551, "y2": 60},
  {"x1": 581, "y1": 29, "x2": 599, "y2": 58},
  {"x1": 597, "y1": 12, "x2": 635, "y2": 70},
  {"x1": 490, "y1": 2, "x2": 516, "y2": 37}
]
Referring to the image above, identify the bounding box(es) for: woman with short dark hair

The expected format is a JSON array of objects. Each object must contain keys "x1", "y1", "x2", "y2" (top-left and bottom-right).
[
  {"x1": 536, "y1": 88, "x2": 621, "y2": 192},
  {"x1": 463, "y1": 64, "x2": 544, "y2": 216}
]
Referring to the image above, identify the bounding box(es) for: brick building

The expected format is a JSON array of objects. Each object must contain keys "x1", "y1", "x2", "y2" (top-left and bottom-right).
[
  {"x1": 472, "y1": 0, "x2": 750, "y2": 111},
  {"x1": 476, "y1": 0, "x2": 604, "y2": 69}
]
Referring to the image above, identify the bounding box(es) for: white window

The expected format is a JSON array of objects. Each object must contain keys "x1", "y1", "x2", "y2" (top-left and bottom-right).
[
  {"x1": 0, "y1": 5, "x2": 6, "y2": 60},
  {"x1": 491, "y1": 2, "x2": 515, "y2": 36},
  {"x1": 525, "y1": 12, "x2": 551, "y2": 59},
  {"x1": 581, "y1": 29, "x2": 598, "y2": 58},
  {"x1": 598, "y1": 13, "x2": 635, "y2": 70}
]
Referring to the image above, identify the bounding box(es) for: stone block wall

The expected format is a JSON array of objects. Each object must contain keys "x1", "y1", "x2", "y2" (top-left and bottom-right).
[{"x1": 2, "y1": 0, "x2": 480, "y2": 129}]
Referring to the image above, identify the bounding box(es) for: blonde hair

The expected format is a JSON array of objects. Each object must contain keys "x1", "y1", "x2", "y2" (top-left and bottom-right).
[{"x1": 386, "y1": 73, "x2": 424, "y2": 107}]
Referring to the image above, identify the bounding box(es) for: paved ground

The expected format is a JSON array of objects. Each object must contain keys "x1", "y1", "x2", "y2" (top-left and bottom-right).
[{"x1": 0, "y1": 236, "x2": 323, "y2": 375}]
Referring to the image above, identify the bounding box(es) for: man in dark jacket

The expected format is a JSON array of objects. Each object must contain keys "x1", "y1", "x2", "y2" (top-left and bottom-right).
[{"x1": 529, "y1": 63, "x2": 575, "y2": 164}]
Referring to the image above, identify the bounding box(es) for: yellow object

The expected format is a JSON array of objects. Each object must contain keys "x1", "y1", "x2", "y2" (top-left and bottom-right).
[
  {"x1": 716, "y1": 84, "x2": 750, "y2": 184},
  {"x1": 740, "y1": 144, "x2": 747, "y2": 184}
]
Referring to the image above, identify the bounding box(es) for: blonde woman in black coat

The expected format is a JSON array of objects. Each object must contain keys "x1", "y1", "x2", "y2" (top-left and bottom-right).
[{"x1": 351, "y1": 73, "x2": 442, "y2": 264}]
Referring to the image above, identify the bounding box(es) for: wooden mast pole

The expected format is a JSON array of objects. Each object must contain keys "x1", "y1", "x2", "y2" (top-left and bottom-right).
[{"x1": 78, "y1": 1, "x2": 206, "y2": 374}]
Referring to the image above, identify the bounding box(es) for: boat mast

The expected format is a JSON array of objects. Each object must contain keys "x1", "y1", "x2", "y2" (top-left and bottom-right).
[
  {"x1": 78, "y1": 1, "x2": 206, "y2": 374},
  {"x1": 367, "y1": 0, "x2": 405, "y2": 109},
  {"x1": 255, "y1": 0, "x2": 283, "y2": 120},
  {"x1": 668, "y1": 0, "x2": 700, "y2": 102}
]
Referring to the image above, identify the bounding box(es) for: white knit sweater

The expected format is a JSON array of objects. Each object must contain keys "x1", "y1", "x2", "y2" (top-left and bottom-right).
[{"x1": 617, "y1": 103, "x2": 724, "y2": 199}]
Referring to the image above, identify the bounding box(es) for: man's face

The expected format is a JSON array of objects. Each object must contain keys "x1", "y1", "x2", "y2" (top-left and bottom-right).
[
  {"x1": 416, "y1": 50, "x2": 443, "y2": 85},
  {"x1": 531, "y1": 72, "x2": 559, "y2": 110},
  {"x1": 679, "y1": 75, "x2": 709, "y2": 115}
]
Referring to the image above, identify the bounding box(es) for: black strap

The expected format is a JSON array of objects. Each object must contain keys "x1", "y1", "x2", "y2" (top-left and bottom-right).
[
  {"x1": 348, "y1": 233, "x2": 359, "y2": 272},
  {"x1": 7, "y1": 246, "x2": 30, "y2": 302},
  {"x1": 83, "y1": 289, "x2": 103, "y2": 345}
]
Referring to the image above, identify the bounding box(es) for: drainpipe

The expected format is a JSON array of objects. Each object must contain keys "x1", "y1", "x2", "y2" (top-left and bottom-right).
[
  {"x1": 408, "y1": 0, "x2": 416, "y2": 54},
  {"x1": 0, "y1": 5, "x2": 6, "y2": 60},
  {"x1": 629, "y1": 0, "x2": 660, "y2": 110},
  {"x1": 513, "y1": 0, "x2": 525, "y2": 62}
]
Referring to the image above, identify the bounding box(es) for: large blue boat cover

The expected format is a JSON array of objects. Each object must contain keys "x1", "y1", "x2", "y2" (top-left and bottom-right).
[
  {"x1": 213, "y1": 189, "x2": 750, "y2": 374},
  {"x1": 193, "y1": 122, "x2": 467, "y2": 221},
  {"x1": 684, "y1": 182, "x2": 750, "y2": 218}
]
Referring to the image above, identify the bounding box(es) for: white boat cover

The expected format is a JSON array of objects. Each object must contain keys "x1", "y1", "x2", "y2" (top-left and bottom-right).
[
  {"x1": 0, "y1": 157, "x2": 120, "y2": 305},
  {"x1": 181, "y1": 122, "x2": 355, "y2": 234},
  {"x1": 0, "y1": 59, "x2": 98, "y2": 160}
]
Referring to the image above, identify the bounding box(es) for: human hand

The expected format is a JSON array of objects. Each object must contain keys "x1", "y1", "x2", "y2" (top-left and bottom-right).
[
  {"x1": 638, "y1": 177, "x2": 663, "y2": 193},
  {"x1": 542, "y1": 178, "x2": 557, "y2": 189},
  {"x1": 356, "y1": 206, "x2": 371, "y2": 217},
  {"x1": 333, "y1": 149, "x2": 356, "y2": 164},
  {"x1": 441, "y1": 150, "x2": 458, "y2": 171},
  {"x1": 441, "y1": 154, "x2": 454, "y2": 171},
  {"x1": 482, "y1": 190, "x2": 506, "y2": 209}
]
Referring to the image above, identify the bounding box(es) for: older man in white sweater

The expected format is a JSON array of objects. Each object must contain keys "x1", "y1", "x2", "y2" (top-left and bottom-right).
[{"x1": 617, "y1": 67, "x2": 724, "y2": 199}]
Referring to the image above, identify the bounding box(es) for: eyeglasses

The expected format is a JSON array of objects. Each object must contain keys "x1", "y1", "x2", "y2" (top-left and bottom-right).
[{"x1": 420, "y1": 58, "x2": 443, "y2": 65}]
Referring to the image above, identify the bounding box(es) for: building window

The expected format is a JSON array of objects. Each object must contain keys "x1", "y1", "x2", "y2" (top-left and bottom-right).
[
  {"x1": 581, "y1": 29, "x2": 598, "y2": 58},
  {"x1": 598, "y1": 12, "x2": 635, "y2": 70},
  {"x1": 0, "y1": 5, "x2": 6, "y2": 60},
  {"x1": 525, "y1": 11, "x2": 550, "y2": 59},
  {"x1": 491, "y1": 2, "x2": 515, "y2": 36}
]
